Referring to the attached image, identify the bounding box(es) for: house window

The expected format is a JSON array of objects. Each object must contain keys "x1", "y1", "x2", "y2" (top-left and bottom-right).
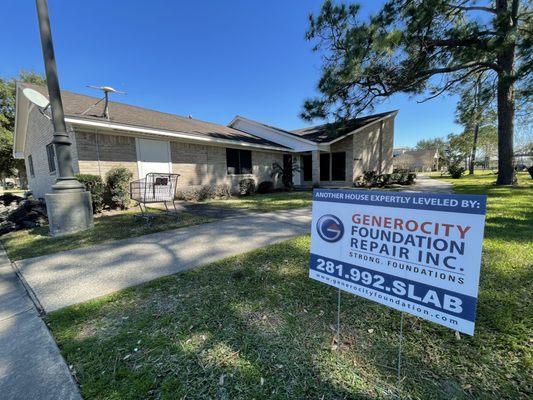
[
  {"x1": 331, "y1": 152, "x2": 346, "y2": 181},
  {"x1": 318, "y1": 152, "x2": 346, "y2": 182},
  {"x1": 320, "y1": 153, "x2": 330, "y2": 181},
  {"x1": 28, "y1": 155, "x2": 35, "y2": 177},
  {"x1": 302, "y1": 154, "x2": 312, "y2": 181},
  {"x1": 226, "y1": 148, "x2": 252, "y2": 174},
  {"x1": 46, "y1": 143, "x2": 56, "y2": 173}
]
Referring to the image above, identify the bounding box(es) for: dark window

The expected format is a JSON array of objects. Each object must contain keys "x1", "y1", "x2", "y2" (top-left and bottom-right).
[
  {"x1": 283, "y1": 154, "x2": 293, "y2": 185},
  {"x1": 302, "y1": 154, "x2": 312, "y2": 181},
  {"x1": 320, "y1": 153, "x2": 330, "y2": 181},
  {"x1": 331, "y1": 152, "x2": 346, "y2": 181},
  {"x1": 226, "y1": 148, "x2": 252, "y2": 174},
  {"x1": 240, "y1": 149, "x2": 252, "y2": 174},
  {"x1": 46, "y1": 143, "x2": 56, "y2": 173},
  {"x1": 28, "y1": 155, "x2": 35, "y2": 177}
]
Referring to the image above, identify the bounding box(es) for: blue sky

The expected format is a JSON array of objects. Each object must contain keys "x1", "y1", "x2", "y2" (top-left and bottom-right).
[{"x1": 3, "y1": 0, "x2": 462, "y2": 147}]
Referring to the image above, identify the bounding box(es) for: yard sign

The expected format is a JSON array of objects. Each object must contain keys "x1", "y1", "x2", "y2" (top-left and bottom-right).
[{"x1": 310, "y1": 189, "x2": 487, "y2": 335}]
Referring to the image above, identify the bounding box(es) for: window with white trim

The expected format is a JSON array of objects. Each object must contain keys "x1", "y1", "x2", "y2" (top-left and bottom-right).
[
  {"x1": 226, "y1": 148, "x2": 252, "y2": 174},
  {"x1": 46, "y1": 143, "x2": 56, "y2": 173},
  {"x1": 28, "y1": 155, "x2": 35, "y2": 177}
]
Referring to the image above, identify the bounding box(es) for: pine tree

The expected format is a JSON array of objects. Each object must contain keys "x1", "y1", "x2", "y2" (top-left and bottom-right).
[{"x1": 303, "y1": 0, "x2": 531, "y2": 185}]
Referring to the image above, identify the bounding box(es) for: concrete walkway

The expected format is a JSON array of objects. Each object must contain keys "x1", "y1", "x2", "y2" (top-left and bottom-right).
[
  {"x1": 0, "y1": 248, "x2": 81, "y2": 400},
  {"x1": 16, "y1": 207, "x2": 311, "y2": 313},
  {"x1": 407, "y1": 174, "x2": 453, "y2": 193}
]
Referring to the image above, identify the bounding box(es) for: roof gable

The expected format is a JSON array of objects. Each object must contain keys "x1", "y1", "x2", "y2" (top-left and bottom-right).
[{"x1": 290, "y1": 111, "x2": 397, "y2": 143}]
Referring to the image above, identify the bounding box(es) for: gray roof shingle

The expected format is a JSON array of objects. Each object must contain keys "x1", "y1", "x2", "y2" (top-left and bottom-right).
[
  {"x1": 19, "y1": 83, "x2": 288, "y2": 149},
  {"x1": 290, "y1": 111, "x2": 397, "y2": 143}
]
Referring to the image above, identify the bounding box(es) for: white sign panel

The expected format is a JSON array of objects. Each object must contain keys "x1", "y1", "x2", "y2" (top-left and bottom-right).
[{"x1": 310, "y1": 189, "x2": 487, "y2": 335}]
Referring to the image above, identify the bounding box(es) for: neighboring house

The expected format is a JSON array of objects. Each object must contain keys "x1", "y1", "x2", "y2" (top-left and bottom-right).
[
  {"x1": 393, "y1": 149, "x2": 439, "y2": 172},
  {"x1": 487, "y1": 151, "x2": 533, "y2": 170},
  {"x1": 14, "y1": 83, "x2": 397, "y2": 198}
]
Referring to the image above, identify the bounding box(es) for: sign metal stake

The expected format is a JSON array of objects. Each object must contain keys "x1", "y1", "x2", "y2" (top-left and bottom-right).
[
  {"x1": 396, "y1": 312, "x2": 405, "y2": 398},
  {"x1": 336, "y1": 288, "x2": 341, "y2": 350}
]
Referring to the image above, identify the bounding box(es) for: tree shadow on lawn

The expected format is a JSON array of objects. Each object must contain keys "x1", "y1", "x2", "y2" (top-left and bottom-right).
[{"x1": 46, "y1": 237, "x2": 529, "y2": 400}]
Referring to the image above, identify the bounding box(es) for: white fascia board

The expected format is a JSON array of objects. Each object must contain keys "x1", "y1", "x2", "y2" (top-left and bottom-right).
[
  {"x1": 325, "y1": 111, "x2": 398, "y2": 145},
  {"x1": 65, "y1": 117, "x2": 289, "y2": 153},
  {"x1": 229, "y1": 115, "x2": 318, "y2": 146},
  {"x1": 13, "y1": 84, "x2": 30, "y2": 158}
]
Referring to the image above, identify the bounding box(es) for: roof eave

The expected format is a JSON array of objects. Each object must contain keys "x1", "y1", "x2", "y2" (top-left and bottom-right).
[
  {"x1": 324, "y1": 111, "x2": 398, "y2": 145},
  {"x1": 13, "y1": 83, "x2": 31, "y2": 159},
  {"x1": 66, "y1": 116, "x2": 289, "y2": 152},
  {"x1": 229, "y1": 115, "x2": 318, "y2": 146}
]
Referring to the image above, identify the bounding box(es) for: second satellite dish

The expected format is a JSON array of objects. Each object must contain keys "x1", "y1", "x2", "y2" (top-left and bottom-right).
[{"x1": 22, "y1": 88, "x2": 50, "y2": 108}]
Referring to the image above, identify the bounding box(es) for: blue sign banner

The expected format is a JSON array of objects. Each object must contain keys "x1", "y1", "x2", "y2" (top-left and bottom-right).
[{"x1": 310, "y1": 189, "x2": 487, "y2": 335}]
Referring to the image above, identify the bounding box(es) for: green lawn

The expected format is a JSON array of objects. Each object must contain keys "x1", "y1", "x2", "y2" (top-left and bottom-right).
[
  {"x1": 45, "y1": 174, "x2": 531, "y2": 399},
  {"x1": 2, "y1": 209, "x2": 212, "y2": 261},
  {"x1": 207, "y1": 190, "x2": 312, "y2": 212}
]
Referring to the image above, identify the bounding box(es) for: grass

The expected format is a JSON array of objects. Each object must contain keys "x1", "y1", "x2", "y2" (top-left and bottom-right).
[
  {"x1": 206, "y1": 191, "x2": 312, "y2": 212},
  {"x1": 0, "y1": 191, "x2": 311, "y2": 261},
  {"x1": 45, "y1": 172, "x2": 532, "y2": 399},
  {"x1": 1, "y1": 208, "x2": 212, "y2": 261}
]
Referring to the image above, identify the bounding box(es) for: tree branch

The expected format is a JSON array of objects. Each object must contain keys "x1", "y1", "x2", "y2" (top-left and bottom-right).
[{"x1": 448, "y1": 4, "x2": 497, "y2": 14}]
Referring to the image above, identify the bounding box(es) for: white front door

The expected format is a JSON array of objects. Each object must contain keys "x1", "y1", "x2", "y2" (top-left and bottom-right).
[{"x1": 137, "y1": 138, "x2": 171, "y2": 179}]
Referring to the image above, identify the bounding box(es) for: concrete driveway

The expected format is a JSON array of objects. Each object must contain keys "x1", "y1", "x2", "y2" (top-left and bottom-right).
[{"x1": 15, "y1": 208, "x2": 311, "y2": 313}]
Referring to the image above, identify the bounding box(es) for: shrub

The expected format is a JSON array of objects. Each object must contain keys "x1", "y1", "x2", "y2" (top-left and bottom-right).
[
  {"x1": 362, "y1": 171, "x2": 380, "y2": 187},
  {"x1": 380, "y1": 174, "x2": 393, "y2": 186},
  {"x1": 271, "y1": 161, "x2": 299, "y2": 189},
  {"x1": 528, "y1": 166, "x2": 533, "y2": 179},
  {"x1": 175, "y1": 186, "x2": 204, "y2": 202},
  {"x1": 257, "y1": 181, "x2": 274, "y2": 194},
  {"x1": 105, "y1": 167, "x2": 133, "y2": 209},
  {"x1": 212, "y1": 184, "x2": 231, "y2": 199},
  {"x1": 448, "y1": 165, "x2": 465, "y2": 179},
  {"x1": 238, "y1": 178, "x2": 256, "y2": 196},
  {"x1": 76, "y1": 174, "x2": 105, "y2": 213},
  {"x1": 356, "y1": 170, "x2": 417, "y2": 187},
  {"x1": 176, "y1": 184, "x2": 232, "y2": 202}
]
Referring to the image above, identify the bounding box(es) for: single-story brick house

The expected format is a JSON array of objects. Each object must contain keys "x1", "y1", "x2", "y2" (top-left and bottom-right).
[
  {"x1": 14, "y1": 83, "x2": 397, "y2": 198},
  {"x1": 393, "y1": 148, "x2": 439, "y2": 172}
]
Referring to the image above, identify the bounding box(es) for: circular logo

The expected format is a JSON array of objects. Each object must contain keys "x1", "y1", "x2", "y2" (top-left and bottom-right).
[{"x1": 316, "y1": 214, "x2": 344, "y2": 243}]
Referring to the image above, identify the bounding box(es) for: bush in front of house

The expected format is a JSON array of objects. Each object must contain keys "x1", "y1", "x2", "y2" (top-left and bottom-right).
[
  {"x1": 448, "y1": 165, "x2": 465, "y2": 179},
  {"x1": 105, "y1": 167, "x2": 133, "y2": 209},
  {"x1": 175, "y1": 184, "x2": 232, "y2": 202},
  {"x1": 355, "y1": 170, "x2": 417, "y2": 188},
  {"x1": 527, "y1": 166, "x2": 533, "y2": 179},
  {"x1": 257, "y1": 181, "x2": 274, "y2": 194},
  {"x1": 238, "y1": 178, "x2": 256, "y2": 196},
  {"x1": 75, "y1": 174, "x2": 105, "y2": 213},
  {"x1": 362, "y1": 171, "x2": 380, "y2": 186},
  {"x1": 212, "y1": 184, "x2": 231, "y2": 199}
]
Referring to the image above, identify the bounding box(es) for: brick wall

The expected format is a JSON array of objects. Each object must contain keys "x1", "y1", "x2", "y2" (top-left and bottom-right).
[
  {"x1": 381, "y1": 118, "x2": 394, "y2": 173},
  {"x1": 24, "y1": 107, "x2": 80, "y2": 198},
  {"x1": 170, "y1": 141, "x2": 283, "y2": 191},
  {"x1": 75, "y1": 129, "x2": 284, "y2": 192},
  {"x1": 75, "y1": 129, "x2": 139, "y2": 181},
  {"x1": 352, "y1": 117, "x2": 394, "y2": 180}
]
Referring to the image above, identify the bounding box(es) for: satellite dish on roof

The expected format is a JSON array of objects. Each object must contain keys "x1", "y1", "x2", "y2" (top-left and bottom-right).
[
  {"x1": 22, "y1": 88, "x2": 50, "y2": 108},
  {"x1": 83, "y1": 85, "x2": 126, "y2": 120}
]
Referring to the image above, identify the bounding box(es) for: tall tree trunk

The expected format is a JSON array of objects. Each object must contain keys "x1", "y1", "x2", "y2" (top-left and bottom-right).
[
  {"x1": 469, "y1": 124, "x2": 479, "y2": 175},
  {"x1": 496, "y1": 75, "x2": 515, "y2": 184},
  {"x1": 495, "y1": 0, "x2": 517, "y2": 185}
]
